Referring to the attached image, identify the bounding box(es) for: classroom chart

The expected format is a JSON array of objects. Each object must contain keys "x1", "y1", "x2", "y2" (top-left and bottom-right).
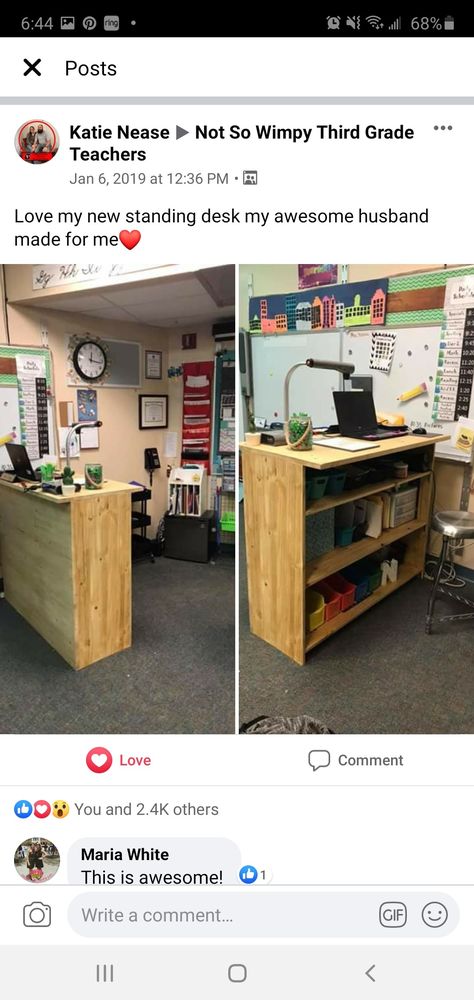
[{"x1": 0, "y1": 345, "x2": 56, "y2": 469}]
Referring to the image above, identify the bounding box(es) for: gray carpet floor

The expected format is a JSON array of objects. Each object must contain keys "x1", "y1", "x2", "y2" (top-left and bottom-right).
[
  {"x1": 0, "y1": 553, "x2": 235, "y2": 734},
  {"x1": 240, "y1": 505, "x2": 474, "y2": 734}
]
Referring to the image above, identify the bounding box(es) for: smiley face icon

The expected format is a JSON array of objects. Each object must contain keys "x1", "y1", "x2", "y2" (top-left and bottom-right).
[
  {"x1": 422, "y1": 902, "x2": 448, "y2": 928},
  {"x1": 52, "y1": 800, "x2": 69, "y2": 819}
]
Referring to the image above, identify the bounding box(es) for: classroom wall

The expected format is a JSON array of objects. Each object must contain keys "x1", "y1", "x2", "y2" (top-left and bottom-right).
[
  {"x1": 1, "y1": 303, "x2": 171, "y2": 528},
  {"x1": 240, "y1": 263, "x2": 474, "y2": 572},
  {"x1": 0, "y1": 268, "x2": 217, "y2": 537}
]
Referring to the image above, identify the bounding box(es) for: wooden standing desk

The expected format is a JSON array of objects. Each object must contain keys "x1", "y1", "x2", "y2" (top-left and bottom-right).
[
  {"x1": 241, "y1": 434, "x2": 448, "y2": 665},
  {"x1": 0, "y1": 480, "x2": 135, "y2": 669}
]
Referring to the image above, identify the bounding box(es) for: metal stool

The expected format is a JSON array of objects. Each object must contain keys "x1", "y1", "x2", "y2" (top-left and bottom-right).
[{"x1": 426, "y1": 510, "x2": 474, "y2": 633}]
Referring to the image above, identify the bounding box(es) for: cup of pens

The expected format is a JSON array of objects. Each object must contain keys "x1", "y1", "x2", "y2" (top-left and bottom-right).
[{"x1": 85, "y1": 463, "x2": 103, "y2": 490}]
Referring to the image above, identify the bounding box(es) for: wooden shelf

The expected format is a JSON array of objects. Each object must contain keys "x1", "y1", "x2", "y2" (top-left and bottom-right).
[
  {"x1": 305, "y1": 562, "x2": 422, "y2": 652},
  {"x1": 305, "y1": 518, "x2": 426, "y2": 587},
  {"x1": 305, "y1": 470, "x2": 430, "y2": 516}
]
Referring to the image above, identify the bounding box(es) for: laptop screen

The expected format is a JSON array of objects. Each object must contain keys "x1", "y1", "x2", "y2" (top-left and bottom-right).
[
  {"x1": 333, "y1": 391, "x2": 378, "y2": 435},
  {"x1": 5, "y1": 443, "x2": 37, "y2": 481}
]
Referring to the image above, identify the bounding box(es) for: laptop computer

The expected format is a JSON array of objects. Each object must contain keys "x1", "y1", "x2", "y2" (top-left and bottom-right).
[
  {"x1": 333, "y1": 391, "x2": 409, "y2": 441},
  {"x1": 5, "y1": 443, "x2": 41, "y2": 482}
]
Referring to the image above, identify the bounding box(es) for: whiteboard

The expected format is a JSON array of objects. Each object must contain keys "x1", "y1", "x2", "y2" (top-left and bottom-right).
[
  {"x1": 342, "y1": 326, "x2": 474, "y2": 462},
  {"x1": 251, "y1": 331, "x2": 343, "y2": 427}
]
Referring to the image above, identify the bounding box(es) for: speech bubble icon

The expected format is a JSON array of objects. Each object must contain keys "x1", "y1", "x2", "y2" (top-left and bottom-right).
[{"x1": 308, "y1": 750, "x2": 331, "y2": 772}]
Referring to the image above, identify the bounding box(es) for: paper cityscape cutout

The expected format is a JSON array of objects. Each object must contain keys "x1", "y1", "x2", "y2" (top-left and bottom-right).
[{"x1": 249, "y1": 282, "x2": 387, "y2": 335}]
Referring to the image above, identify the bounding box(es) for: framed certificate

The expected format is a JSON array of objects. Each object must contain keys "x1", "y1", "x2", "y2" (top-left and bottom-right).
[
  {"x1": 139, "y1": 394, "x2": 168, "y2": 429},
  {"x1": 145, "y1": 350, "x2": 162, "y2": 379}
]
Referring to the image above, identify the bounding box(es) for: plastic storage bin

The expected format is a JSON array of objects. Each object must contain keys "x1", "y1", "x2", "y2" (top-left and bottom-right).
[
  {"x1": 314, "y1": 580, "x2": 342, "y2": 621},
  {"x1": 358, "y1": 559, "x2": 382, "y2": 593},
  {"x1": 306, "y1": 589, "x2": 325, "y2": 632},
  {"x1": 305, "y1": 471, "x2": 329, "y2": 502},
  {"x1": 325, "y1": 469, "x2": 347, "y2": 495},
  {"x1": 326, "y1": 573, "x2": 356, "y2": 611},
  {"x1": 342, "y1": 564, "x2": 370, "y2": 603},
  {"x1": 220, "y1": 512, "x2": 235, "y2": 532},
  {"x1": 335, "y1": 525, "x2": 355, "y2": 547}
]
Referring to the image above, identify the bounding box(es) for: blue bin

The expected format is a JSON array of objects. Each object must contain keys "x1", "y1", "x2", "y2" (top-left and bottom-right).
[
  {"x1": 342, "y1": 564, "x2": 370, "y2": 603},
  {"x1": 326, "y1": 469, "x2": 347, "y2": 495}
]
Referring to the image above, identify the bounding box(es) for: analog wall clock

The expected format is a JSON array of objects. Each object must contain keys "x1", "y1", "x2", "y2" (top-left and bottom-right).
[{"x1": 70, "y1": 337, "x2": 109, "y2": 383}]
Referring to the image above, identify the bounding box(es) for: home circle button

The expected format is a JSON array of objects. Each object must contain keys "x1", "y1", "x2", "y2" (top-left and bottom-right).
[{"x1": 228, "y1": 964, "x2": 247, "y2": 983}]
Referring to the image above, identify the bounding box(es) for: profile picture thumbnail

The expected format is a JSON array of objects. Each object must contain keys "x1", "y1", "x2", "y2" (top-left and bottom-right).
[
  {"x1": 14, "y1": 837, "x2": 60, "y2": 883},
  {"x1": 15, "y1": 119, "x2": 59, "y2": 164}
]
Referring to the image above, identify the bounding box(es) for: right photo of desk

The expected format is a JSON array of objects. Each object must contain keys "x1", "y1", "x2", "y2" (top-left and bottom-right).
[{"x1": 239, "y1": 263, "x2": 474, "y2": 735}]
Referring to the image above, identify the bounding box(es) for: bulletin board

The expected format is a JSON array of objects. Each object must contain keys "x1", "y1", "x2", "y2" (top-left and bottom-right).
[
  {"x1": 0, "y1": 344, "x2": 56, "y2": 470},
  {"x1": 251, "y1": 331, "x2": 342, "y2": 427}
]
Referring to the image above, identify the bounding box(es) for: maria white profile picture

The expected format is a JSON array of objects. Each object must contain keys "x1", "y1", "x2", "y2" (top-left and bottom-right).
[
  {"x1": 15, "y1": 119, "x2": 59, "y2": 164},
  {"x1": 14, "y1": 837, "x2": 60, "y2": 882}
]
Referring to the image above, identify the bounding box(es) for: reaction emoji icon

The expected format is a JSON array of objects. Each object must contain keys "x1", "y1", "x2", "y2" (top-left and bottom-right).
[
  {"x1": 52, "y1": 800, "x2": 69, "y2": 819},
  {"x1": 14, "y1": 800, "x2": 33, "y2": 819},
  {"x1": 34, "y1": 801, "x2": 51, "y2": 819},
  {"x1": 422, "y1": 902, "x2": 448, "y2": 928}
]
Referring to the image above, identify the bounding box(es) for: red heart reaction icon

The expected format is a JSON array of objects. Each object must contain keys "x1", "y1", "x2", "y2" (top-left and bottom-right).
[
  {"x1": 119, "y1": 229, "x2": 141, "y2": 250},
  {"x1": 86, "y1": 746, "x2": 113, "y2": 773},
  {"x1": 33, "y1": 800, "x2": 51, "y2": 819}
]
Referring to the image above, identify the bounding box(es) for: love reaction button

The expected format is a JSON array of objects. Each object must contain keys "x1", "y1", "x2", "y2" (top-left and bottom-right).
[
  {"x1": 33, "y1": 800, "x2": 51, "y2": 819},
  {"x1": 86, "y1": 747, "x2": 113, "y2": 774}
]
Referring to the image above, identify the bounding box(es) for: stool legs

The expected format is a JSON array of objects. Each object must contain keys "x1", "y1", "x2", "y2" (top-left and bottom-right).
[{"x1": 426, "y1": 535, "x2": 449, "y2": 634}]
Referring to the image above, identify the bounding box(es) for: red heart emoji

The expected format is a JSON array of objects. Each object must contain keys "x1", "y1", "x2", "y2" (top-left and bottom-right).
[{"x1": 119, "y1": 229, "x2": 141, "y2": 250}]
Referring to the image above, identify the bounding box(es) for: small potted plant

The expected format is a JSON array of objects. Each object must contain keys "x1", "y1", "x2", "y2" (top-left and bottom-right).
[
  {"x1": 62, "y1": 467, "x2": 76, "y2": 497},
  {"x1": 286, "y1": 412, "x2": 313, "y2": 451}
]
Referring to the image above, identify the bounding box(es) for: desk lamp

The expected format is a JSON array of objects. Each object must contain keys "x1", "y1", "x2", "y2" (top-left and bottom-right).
[
  {"x1": 283, "y1": 358, "x2": 355, "y2": 425},
  {"x1": 65, "y1": 421, "x2": 102, "y2": 467}
]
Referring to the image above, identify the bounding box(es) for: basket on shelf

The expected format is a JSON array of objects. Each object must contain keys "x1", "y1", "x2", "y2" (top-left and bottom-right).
[{"x1": 220, "y1": 511, "x2": 235, "y2": 533}]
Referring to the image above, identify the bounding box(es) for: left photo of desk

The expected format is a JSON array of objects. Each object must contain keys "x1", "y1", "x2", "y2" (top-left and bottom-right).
[{"x1": 0, "y1": 263, "x2": 235, "y2": 734}]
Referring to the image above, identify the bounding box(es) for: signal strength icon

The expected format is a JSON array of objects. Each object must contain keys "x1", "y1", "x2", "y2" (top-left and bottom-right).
[
  {"x1": 388, "y1": 17, "x2": 402, "y2": 30},
  {"x1": 366, "y1": 15, "x2": 384, "y2": 29}
]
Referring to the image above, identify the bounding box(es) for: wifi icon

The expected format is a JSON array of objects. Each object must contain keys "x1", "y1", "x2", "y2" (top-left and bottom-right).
[{"x1": 366, "y1": 15, "x2": 384, "y2": 28}]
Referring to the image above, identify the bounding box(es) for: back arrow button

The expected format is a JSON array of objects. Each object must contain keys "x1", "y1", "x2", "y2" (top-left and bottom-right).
[{"x1": 365, "y1": 964, "x2": 376, "y2": 983}]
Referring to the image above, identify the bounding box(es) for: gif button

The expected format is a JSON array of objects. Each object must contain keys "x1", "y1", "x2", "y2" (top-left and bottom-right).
[{"x1": 379, "y1": 902, "x2": 407, "y2": 928}]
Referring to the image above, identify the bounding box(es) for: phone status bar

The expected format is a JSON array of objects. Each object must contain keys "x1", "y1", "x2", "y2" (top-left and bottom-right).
[{"x1": 5, "y1": 12, "x2": 471, "y2": 37}]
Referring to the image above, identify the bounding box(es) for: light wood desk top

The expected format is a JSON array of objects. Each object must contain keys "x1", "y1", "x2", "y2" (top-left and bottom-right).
[
  {"x1": 0, "y1": 479, "x2": 136, "y2": 504},
  {"x1": 240, "y1": 434, "x2": 449, "y2": 469}
]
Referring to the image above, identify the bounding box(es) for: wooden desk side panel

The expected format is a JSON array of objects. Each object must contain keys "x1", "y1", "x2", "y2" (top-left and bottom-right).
[
  {"x1": 0, "y1": 490, "x2": 76, "y2": 664},
  {"x1": 242, "y1": 449, "x2": 305, "y2": 664},
  {"x1": 71, "y1": 492, "x2": 132, "y2": 669}
]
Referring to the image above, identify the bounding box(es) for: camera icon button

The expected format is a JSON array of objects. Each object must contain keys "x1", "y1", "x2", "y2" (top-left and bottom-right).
[{"x1": 23, "y1": 902, "x2": 51, "y2": 927}]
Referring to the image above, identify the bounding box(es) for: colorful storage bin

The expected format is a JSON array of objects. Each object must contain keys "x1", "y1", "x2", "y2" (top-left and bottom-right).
[
  {"x1": 220, "y1": 512, "x2": 235, "y2": 532},
  {"x1": 326, "y1": 573, "x2": 356, "y2": 612},
  {"x1": 314, "y1": 581, "x2": 342, "y2": 621},
  {"x1": 305, "y1": 471, "x2": 329, "y2": 502},
  {"x1": 325, "y1": 469, "x2": 347, "y2": 495},
  {"x1": 306, "y1": 589, "x2": 325, "y2": 632},
  {"x1": 358, "y1": 559, "x2": 382, "y2": 593},
  {"x1": 335, "y1": 525, "x2": 355, "y2": 547},
  {"x1": 342, "y1": 564, "x2": 370, "y2": 603}
]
